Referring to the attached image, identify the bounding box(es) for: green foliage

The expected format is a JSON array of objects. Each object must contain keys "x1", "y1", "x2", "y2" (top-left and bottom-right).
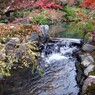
[
  {"x1": 0, "y1": 24, "x2": 42, "y2": 77},
  {"x1": 63, "y1": 6, "x2": 89, "y2": 20},
  {"x1": 84, "y1": 83, "x2": 95, "y2": 95},
  {"x1": 0, "y1": 24, "x2": 40, "y2": 40},
  {"x1": 13, "y1": 10, "x2": 31, "y2": 18},
  {"x1": 0, "y1": 41, "x2": 41, "y2": 77},
  {"x1": 0, "y1": 16, "x2": 8, "y2": 23},
  {"x1": 31, "y1": 11, "x2": 48, "y2": 25},
  {"x1": 13, "y1": 10, "x2": 23, "y2": 18},
  {"x1": 87, "y1": 10, "x2": 95, "y2": 20},
  {"x1": 58, "y1": 22, "x2": 85, "y2": 38},
  {"x1": 63, "y1": 6, "x2": 78, "y2": 20}
]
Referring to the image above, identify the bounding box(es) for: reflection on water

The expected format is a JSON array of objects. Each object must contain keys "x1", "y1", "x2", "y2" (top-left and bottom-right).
[{"x1": 49, "y1": 22, "x2": 83, "y2": 38}]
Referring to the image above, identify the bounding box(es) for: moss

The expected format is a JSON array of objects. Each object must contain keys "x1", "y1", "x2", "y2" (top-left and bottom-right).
[
  {"x1": 88, "y1": 67, "x2": 95, "y2": 76},
  {"x1": 84, "y1": 83, "x2": 95, "y2": 95},
  {"x1": 79, "y1": 64, "x2": 85, "y2": 70}
]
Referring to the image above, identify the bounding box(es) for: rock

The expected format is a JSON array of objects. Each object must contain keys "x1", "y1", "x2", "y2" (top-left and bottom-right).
[
  {"x1": 81, "y1": 54, "x2": 94, "y2": 67},
  {"x1": 13, "y1": 18, "x2": 30, "y2": 24},
  {"x1": 7, "y1": 38, "x2": 21, "y2": 46},
  {"x1": 88, "y1": 37, "x2": 93, "y2": 43},
  {"x1": 15, "y1": 43, "x2": 28, "y2": 60},
  {"x1": 5, "y1": 38, "x2": 21, "y2": 56},
  {"x1": 10, "y1": 25, "x2": 16, "y2": 29},
  {"x1": 76, "y1": 62, "x2": 83, "y2": 84},
  {"x1": 84, "y1": 64, "x2": 94, "y2": 76},
  {"x1": 3, "y1": 6, "x2": 10, "y2": 13},
  {"x1": 40, "y1": 25, "x2": 49, "y2": 42},
  {"x1": 2, "y1": 38, "x2": 9, "y2": 43},
  {"x1": 80, "y1": 53, "x2": 90, "y2": 62},
  {"x1": 0, "y1": 23, "x2": 5, "y2": 25},
  {"x1": 0, "y1": 74, "x2": 3, "y2": 80},
  {"x1": 82, "y1": 44, "x2": 95, "y2": 52},
  {"x1": 40, "y1": 25, "x2": 49, "y2": 36},
  {"x1": 27, "y1": 31, "x2": 39, "y2": 41},
  {"x1": 82, "y1": 75, "x2": 95, "y2": 94}
]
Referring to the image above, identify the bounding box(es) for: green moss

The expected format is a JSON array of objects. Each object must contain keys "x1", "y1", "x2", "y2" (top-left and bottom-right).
[
  {"x1": 79, "y1": 64, "x2": 85, "y2": 70},
  {"x1": 84, "y1": 83, "x2": 95, "y2": 95}
]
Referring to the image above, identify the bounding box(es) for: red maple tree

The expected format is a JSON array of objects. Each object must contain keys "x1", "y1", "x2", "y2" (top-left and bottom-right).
[
  {"x1": 8, "y1": 0, "x2": 62, "y2": 10},
  {"x1": 34, "y1": 0, "x2": 62, "y2": 9},
  {"x1": 79, "y1": 0, "x2": 95, "y2": 9}
]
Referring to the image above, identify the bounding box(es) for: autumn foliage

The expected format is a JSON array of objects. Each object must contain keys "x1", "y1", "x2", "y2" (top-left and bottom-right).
[
  {"x1": 34, "y1": 0, "x2": 62, "y2": 9},
  {"x1": 8, "y1": 0, "x2": 62, "y2": 10},
  {"x1": 80, "y1": 0, "x2": 95, "y2": 9}
]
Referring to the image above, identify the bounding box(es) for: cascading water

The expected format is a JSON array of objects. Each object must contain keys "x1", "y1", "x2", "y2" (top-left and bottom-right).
[
  {"x1": 3, "y1": 38, "x2": 82, "y2": 95},
  {"x1": 30, "y1": 38, "x2": 81, "y2": 95}
]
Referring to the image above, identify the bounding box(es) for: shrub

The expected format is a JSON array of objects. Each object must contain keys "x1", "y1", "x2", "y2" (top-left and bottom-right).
[{"x1": 30, "y1": 10, "x2": 48, "y2": 24}]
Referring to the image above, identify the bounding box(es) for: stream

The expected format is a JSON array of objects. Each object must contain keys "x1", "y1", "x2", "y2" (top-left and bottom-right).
[
  {"x1": 36, "y1": 38, "x2": 81, "y2": 95},
  {"x1": 3, "y1": 38, "x2": 82, "y2": 95}
]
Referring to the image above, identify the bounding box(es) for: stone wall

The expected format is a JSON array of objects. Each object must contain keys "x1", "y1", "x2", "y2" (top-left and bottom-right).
[{"x1": 79, "y1": 37, "x2": 95, "y2": 95}]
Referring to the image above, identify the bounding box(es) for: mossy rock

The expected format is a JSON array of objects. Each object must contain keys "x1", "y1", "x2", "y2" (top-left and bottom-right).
[
  {"x1": 88, "y1": 67, "x2": 95, "y2": 76},
  {"x1": 84, "y1": 83, "x2": 95, "y2": 95}
]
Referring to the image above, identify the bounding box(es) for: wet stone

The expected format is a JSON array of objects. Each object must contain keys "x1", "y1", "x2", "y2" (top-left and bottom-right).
[
  {"x1": 2, "y1": 38, "x2": 9, "y2": 44},
  {"x1": 40, "y1": 25, "x2": 49, "y2": 42},
  {"x1": 81, "y1": 55, "x2": 94, "y2": 67},
  {"x1": 0, "y1": 74, "x2": 3, "y2": 80},
  {"x1": 82, "y1": 75, "x2": 95, "y2": 94},
  {"x1": 82, "y1": 44, "x2": 95, "y2": 52},
  {"x1": 84, "y1": 64, "x2": 95, "y2": 76}
]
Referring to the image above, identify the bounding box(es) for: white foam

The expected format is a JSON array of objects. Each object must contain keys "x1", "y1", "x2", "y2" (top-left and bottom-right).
[{"x1": 45, "y1": 53, "x2": 68, "y2": 64}]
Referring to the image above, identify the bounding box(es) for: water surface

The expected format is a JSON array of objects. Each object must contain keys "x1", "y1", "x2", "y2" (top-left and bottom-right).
[{"x1": 3, "y1": 39, "x2": 81, "y2": 95}]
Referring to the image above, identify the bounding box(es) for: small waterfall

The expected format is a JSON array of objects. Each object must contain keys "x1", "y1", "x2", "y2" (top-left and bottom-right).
[
  {"x1": 30, "y1": 38, "x2": 81, "y2": 95},
  {"x1": 3, "y1": 38, "x2": 82, "y2": 95}
]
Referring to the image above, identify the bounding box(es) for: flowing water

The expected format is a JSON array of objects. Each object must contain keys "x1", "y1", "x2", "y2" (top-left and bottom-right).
[
  {"x1": 3, "y1": 38, "x2": 81, "y2": 95},
  {"x1": 34, "y1": 38, "x2": 81, "y2": 95},
  {"x1": 30, "y1": 39, "x2": 80, "y2": 95}
]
